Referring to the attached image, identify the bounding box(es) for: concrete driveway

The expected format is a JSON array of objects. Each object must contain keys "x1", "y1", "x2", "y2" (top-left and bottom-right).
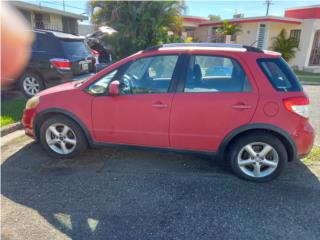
[
  {"x1": 1, "y1": 134, "x2": 320, "y2": 240},
  {"x1": 304, "y1": 85, "x2": 320, "y2": 146}
]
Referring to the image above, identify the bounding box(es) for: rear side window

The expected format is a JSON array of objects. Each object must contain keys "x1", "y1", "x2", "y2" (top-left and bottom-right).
[
  {"x1": 59, "y1": 40, "x2": 91, "y2": 59},
  {"x1": 184, "y1": 55, "x2": 252, "y2": 92},
  {"x1": 257, "y1": 58, "x2": 302, "y2": 92},
  {"x1": 32, "y1": 33, "x2": 48, "y2": 52}
]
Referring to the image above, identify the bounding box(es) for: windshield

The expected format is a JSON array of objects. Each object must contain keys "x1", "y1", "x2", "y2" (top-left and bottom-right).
[{"x1": 60, "y1": 40, "x2": 91, "y2": 59}]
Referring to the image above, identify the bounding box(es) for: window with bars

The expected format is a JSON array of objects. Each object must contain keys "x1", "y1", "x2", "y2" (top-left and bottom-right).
[
  {"x1": 290, "y1": 29, "x2": 301, "y2": 45},
  {"x1": 34, "y1": 13, "x2": 50, "y2": 30}
]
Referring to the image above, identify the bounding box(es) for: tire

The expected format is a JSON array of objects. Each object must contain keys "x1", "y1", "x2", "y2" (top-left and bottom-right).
[
  {"x1": 19, "y1": 71, "x2": 45, "y2": 98},
  {"x1": 39, "y1": 115, "x2": 87, "y2": 158},
  {"x1": 228, "y1": 133, "x2": 287, "y2": 182}
]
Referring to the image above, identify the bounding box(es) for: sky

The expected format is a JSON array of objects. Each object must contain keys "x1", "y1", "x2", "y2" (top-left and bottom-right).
[{"x1": 24, "y1": 0, "x2": 320, "y2": 19}]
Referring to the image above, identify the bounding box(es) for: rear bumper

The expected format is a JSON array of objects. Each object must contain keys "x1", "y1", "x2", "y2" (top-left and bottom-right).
[
  {"x1": 292, "y1": 120, "x2": 315, "y2": 159},
  {"x1": 22, "y1": 108, "x2": 36, "y2": 138},
  {"x1": 45, "y1": 70, "x2": 73, "y2": 88}
]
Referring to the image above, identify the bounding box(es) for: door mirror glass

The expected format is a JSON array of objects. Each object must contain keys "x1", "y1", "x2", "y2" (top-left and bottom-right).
[
  {"x1": 109, "y1": 80, "x2": 120, "y2": 96},
  {"x1": 88, "y1": 84, "x2": 106, "y2": 95}
]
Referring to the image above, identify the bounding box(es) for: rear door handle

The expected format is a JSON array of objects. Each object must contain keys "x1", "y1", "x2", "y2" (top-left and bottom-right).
[
  {"x1": 232, "y1": 104, "x2": 252, "y2": 109},
  {"x1": 152, "y1": 102, "x2": 168, "y2": 108}
]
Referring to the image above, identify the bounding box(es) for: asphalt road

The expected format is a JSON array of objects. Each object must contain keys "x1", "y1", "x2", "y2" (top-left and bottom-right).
[{"x1": 1, "y1": 134, "x2": 320, "y2": 240}]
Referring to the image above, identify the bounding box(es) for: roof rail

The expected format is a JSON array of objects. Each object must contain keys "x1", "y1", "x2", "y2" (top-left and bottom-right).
[{"x1": 143, "y1": 43, "x2": 263, "y2": 53}]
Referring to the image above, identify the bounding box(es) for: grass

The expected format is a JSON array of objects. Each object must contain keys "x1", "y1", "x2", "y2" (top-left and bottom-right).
[
  {"x1": 302, "y1": 146, "x2": 320, "y2": 165},
  {"x1": 294, "y1": 70, "x2": 320, "y2": 84},
  {"x1": 1, "y1": 98, "x2": 27, "y2": 127}
]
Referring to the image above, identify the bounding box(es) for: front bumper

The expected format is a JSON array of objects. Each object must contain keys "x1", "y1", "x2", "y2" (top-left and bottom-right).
[{"x1": 22, "y1": 108, "x2": 36, "y2": 138}]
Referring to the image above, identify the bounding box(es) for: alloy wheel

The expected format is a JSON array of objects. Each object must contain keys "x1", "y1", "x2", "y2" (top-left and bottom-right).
[
  {"x1": 45, "y1": 123, "x2": 77, "y2": 155},
  {"x1": 23, "y1": 76, "x2": 40, "y2": 96},
  {"x1": 237, "y1": 142, "x2": 279, "y2": 178}
]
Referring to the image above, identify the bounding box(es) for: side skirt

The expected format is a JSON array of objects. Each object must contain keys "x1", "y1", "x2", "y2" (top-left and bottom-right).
[{"x1": 90, "y1": 141, "x2": 218, "y2": 158}]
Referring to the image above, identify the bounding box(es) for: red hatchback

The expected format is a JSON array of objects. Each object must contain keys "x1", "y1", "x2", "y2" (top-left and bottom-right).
[{"x1": 22, "y1": 43, "x2": 314, "y2": 182}]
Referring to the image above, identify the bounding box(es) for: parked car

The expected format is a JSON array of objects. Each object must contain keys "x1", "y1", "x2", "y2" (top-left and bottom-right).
[
  {"x1": 22, "y1": 43, "x2": 315, "y2": 182},
  {"x1": 18, "y1": 29, "x2": 94, "y2": 97}
]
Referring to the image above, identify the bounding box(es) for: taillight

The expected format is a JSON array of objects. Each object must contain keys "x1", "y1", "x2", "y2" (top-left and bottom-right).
[
  {"x1": 50, "y1": 58, "x2": 71, "y2": 70},
  {"x1": 92, "y1": 50, "x2": 99, "y2": 57},
  {"x1": 283, "y1": 96, "x2": 309, "y2": 118},
  {"x1": 91, "y1": 50, "x2": 99, "y2": 65}
]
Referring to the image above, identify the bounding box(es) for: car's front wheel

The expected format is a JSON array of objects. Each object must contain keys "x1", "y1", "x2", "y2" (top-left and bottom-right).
[
  {"x1": 39, "y1": 115, "x2": 87, "y2": 158},
  {"x1": 229, "y1": 133, "x2": 287, "y2": 182}
]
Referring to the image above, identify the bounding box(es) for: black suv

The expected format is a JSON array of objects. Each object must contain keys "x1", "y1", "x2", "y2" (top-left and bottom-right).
[{"x1": 18, "y1": 29, "x2": 94, "y2": 97}]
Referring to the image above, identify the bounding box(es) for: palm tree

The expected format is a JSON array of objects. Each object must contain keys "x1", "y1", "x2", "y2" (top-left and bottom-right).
[
  {"x1": 271, "y1": 29, "x2": 299, "y2": 62},
  {"x1": 217, "y1": 20, "x2": 242, "y2": 35},
  {"x1": 89, "y1": 1, "x2": 184, "y2": 59}
]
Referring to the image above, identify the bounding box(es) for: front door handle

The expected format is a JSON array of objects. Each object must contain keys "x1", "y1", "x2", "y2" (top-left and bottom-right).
[
  {"x1": 152, "y1": 102, "x2": 168, "y2": 108},
  {"x1": 232, "y1": 103, "x2": 252, "y2": 110}
]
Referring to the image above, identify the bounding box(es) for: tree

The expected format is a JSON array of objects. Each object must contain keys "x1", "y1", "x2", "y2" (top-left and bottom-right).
[
  {"x1": 90, "y1": 1, "x2": 184, "y2": 59},
  {"x1": 217, "y1": 20, "x2": 241, "y2": 35},
  {"x1": 208, "y1": 14, "x2": 221, "y2": 21},
  {"x1": 271, "y1": 29, "x2": 299, "y2": 62}
]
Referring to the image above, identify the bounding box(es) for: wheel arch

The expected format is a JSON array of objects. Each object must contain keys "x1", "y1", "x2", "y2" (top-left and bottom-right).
[
  {"x1": 34, "y1": 108, "x2": 93, "y2": 145},
  {"x1": 20, "y1": 68, "x2": 45, "y2": 84},
  {"x1": 218, "y1": 123, "x2": 297, "y2": 162}
]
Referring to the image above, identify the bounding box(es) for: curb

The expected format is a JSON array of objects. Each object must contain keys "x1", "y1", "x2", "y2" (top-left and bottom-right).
[
  {"x1": 301, "y1": 82, "x2": 320, "y2": 86},
  {"x1": 0, "y1": 122, "x2": 23, "y2": 137}
]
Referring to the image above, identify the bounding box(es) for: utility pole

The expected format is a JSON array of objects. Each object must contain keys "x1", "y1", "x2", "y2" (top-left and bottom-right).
[{"x1": 264, "y1": 0, "x2": 273, "y2": 16}]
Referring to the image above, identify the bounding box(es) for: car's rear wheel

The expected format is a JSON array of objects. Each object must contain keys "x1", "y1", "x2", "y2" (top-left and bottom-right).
[
  {"x1": 19, "y1": 71, "x2": 44, "y2": 97},
  {"x1": 229, "y1": 133, "x2": 287, "y2": 182},
  {"x1": 39, "y1": 115, "x2": 87, "y2": 158}
]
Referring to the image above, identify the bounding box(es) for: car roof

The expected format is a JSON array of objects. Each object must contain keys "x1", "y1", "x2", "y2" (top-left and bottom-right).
[
  {"x1": 143, "y1": 43, "x2": 264, "y2": 53},
  {"x1": 33, "y1": 29, "x2": 85, "y2": 40}
]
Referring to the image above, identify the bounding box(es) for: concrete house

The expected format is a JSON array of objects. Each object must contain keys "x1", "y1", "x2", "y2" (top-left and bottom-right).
[
  {"x1": 183, "y1": 5, "x2": 320, "y2": 72},
  {"x1": 11, "y1": 1, "x2": 88, "y2": 35}
]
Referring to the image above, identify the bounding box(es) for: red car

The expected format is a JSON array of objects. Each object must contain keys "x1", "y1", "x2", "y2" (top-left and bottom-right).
[{"x1": 22, "y1": 43, "x2": 314, "y2": 182}]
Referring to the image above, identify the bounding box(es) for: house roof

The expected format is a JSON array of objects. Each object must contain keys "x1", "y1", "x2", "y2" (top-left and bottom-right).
[
  {"x1": 199, "y1": 16, "x2": 302, "y2": 27},
  {"x1": 285, "y1": 5, "x2": 320, "y2": 11},
  {"x1": 285, "y1": 5, "x2": 320, "y2": 19},
  {"x1": 11, "y1": 1, "x2": 88, "y2": 20},
  {"x1": 183, "y1": 16, "x2": 209, "y2": 22}
]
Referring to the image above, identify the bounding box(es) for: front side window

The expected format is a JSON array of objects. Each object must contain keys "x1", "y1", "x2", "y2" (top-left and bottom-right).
[
  {"x1": 257, "y1": 58, "x2": 302, "y2": 92},
  {"x1": 184, "y1": 55, "x2": 252, "y2": 93},
  {"x1": 119, "y1": 55, "x2": 179, "y2": 94}
]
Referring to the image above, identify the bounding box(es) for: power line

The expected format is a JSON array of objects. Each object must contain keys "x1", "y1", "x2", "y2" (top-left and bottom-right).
[{"x1": 40, "y1": 1, "x2": 87, "y2": 12}]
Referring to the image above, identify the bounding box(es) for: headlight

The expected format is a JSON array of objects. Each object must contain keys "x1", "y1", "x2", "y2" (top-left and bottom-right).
[{"x1": 25, "y1": 95, "x2": 40, "y2": 109}]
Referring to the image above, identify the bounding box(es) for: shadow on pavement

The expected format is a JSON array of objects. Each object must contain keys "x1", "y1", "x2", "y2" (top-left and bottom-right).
[{"x1": 2, "y1": 141, "x2": 320, "y2": 240}]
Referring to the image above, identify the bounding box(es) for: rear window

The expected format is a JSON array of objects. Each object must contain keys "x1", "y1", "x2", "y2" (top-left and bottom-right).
[
  {"x1": 60, "y1": 40, "x2": 91, "y2": 59},
  {"x1": 257, "y1": 58, "x2": 302, "y2": 92}
]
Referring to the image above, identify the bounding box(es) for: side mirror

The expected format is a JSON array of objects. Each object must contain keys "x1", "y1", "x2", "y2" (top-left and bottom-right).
[
  {"x1": 88, "y1": 84, "x2": 106, "y2": 95},
  {"x1": 108, "y1": 80, "x2": 120, "y2": 96}
]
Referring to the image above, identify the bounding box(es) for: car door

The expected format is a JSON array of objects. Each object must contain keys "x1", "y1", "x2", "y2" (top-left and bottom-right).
[
  {"x1": 91, "y1": 54, "x2": 181, "y2": 147},
  {"x1": 170, "y1": 53, "x2": 258, "y2": 152},
  {"x1": 29, "y1": 33, "x2": 50, "y2": 74}
]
